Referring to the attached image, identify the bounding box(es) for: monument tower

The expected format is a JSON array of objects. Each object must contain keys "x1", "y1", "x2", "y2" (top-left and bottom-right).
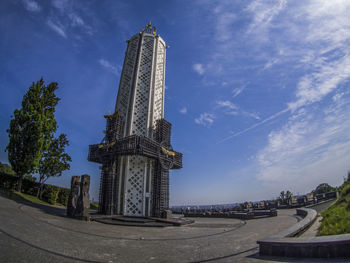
[{"x1": 88, "y1": 23, "x2": 182, "y2": 218}]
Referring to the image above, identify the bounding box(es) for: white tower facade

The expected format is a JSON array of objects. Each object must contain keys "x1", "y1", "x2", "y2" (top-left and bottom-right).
[{"x1": 115, "y1": 23, "x2": 167, "y2": 216}]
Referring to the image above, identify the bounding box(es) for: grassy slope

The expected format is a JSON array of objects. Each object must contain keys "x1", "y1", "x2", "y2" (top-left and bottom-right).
[
  {"x1": 0, "y1": 190, "x2": 53, "y2": 206},
  {"x1": 318, "y1": 178, "x2": 350, "y2": 236},
  {"x1": 1, "y1": 189, "x2": 99, "y2": 210}
]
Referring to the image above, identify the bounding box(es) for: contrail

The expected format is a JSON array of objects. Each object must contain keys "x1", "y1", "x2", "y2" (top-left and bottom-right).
[{"x1": 216, "y1": 108, "x2": 290, "y2": 144}]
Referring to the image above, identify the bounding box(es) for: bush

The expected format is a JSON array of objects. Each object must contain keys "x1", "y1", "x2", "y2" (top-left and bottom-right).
[
  {"x1": 22, "y1": 178, "x2": 39, "y2": 195},
  {"x1": 90, "y1": 202, "x2": 99, "y2": 210},
  {"x1": 0, "y1": 173, "x2": 18, "y2": 190},
  {"x1": 42, "y1": 185, "x2": 60, "y2": 205},
  {"x1": 1, "y1": 173, "x2": 84, "y2": 208},
  {"x1": 57, "y1": 188, "x2": 70, "y2": 206}
]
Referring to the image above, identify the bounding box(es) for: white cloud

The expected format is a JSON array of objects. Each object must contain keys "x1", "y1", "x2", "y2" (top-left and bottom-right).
[
  {"x1": 69, "y1": 13, "x2": 84, "y2": 27},
  {"x1": 179, "y1": 107, "x2": 187, "y2": 114},
  {"x1": 256, "y1": 93, "x2": 350, "y2": 193},
  {"x1": 52, "y1": 0, "x2": 68, "y2": 12},
  {"x1": 232, "y1": 86, "x2": 245, "y2": 98},
  {"x1": 242, "y1": 111, "x2": 260, "y2": 120},
  {"x1": 288, "y1": 54, "x2": 350, "y2": 111},
  {"x1": 99, "y1": 59, "x2": 119, "y2": 76},
  {"x1": 192, "y1": 63, "x2": 205, "y2": 75},
  {"x1": 263, "y1": 58, "x2": 279, "y2": 70},
  {"x1": 22, "y1": 0, "x2": 41, "y2": 12},
  {"x1": 47, "y1": 20, "x2": 67, "y2": 38},
  {"x1": 216, "y1": 100, "x2": 238, "y2": 110},
  {"x1": 216, "y1": 100, "x2": 238, "y2": 116},
  {"x1": 50, "y1": 0, "x2": 94, "y2": 36},
  {"x1": 245, "y1": 0, "x2": 287, "y2": 37},
  {"x1": 217, "y1": 108, "x2": 289, "y2": 144},
  {"x1": 216, "y1": 100, "x2": 259, "y2": 120},
  {"x1": 195, "y1": 113, "x2": 215, "y2": 127},
  {"x1": 216, "y1": 12, "x2": 236, "y2": 42},
  {"x1": 212, "y1": 0, "x2": 350, "y2": 140}
]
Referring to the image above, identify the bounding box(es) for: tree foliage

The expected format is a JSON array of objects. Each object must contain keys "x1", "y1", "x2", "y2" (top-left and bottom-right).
[
  {"x1": 279, "y1": 190, "x2": 293, "y2": 205},
  {"x1": 38, "y1": 134, "x2": 71, "y2": 197},
  {"x1": 314, "y1": 183, "x2": 335, "y2": 195},
  {"x1": 0, "y1": 162, "x2": 16, "y2": 175},
  {"x1": 6, "y1": 78, "x2": 60, "y2": 191}
]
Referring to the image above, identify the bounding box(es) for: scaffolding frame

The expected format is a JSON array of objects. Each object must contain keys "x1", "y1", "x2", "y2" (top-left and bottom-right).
[{"x1": 89, "y1": 113, "x2": 182, "y2": 218}]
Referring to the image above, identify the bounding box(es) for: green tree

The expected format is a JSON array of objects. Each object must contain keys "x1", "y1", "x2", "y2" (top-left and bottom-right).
[
  {"x1": 314, "y1": 183, "x2": 335, "y2": 195},
  {"x1": 280, "y1": 191, "x2": 285, "y2": 204},
  {"x1": 0, "y1": 162, "x2": 16, "y2": 175},
  {"x1": 286, "y1": 190, "x2": 293, "y2": 204},
  {"x1": 6, "y1": 79, "x2": 59, "y2": 191},
  {"x1": 279, "y1": 190, "x2": 293, "y2": 205},
  {"x1": 37, "y1": 134, "x2": 71, "y2": 198}
]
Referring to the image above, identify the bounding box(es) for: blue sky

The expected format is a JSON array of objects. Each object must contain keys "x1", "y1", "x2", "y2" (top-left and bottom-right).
[{"x1": 1, "y1": 0, "x2": 350, "y2": 205}]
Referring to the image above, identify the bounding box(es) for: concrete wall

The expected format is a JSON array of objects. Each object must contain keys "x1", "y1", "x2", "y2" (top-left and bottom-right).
[{"x1": 257, "y1": 208, "x2": 350, "y2": 258}]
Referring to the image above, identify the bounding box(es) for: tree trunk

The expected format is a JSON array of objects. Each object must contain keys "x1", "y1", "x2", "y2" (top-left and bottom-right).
[
  {"x1": 39, "y1": 183, "x2": 44, "y2": 200},
  {"x1": 17, "y1": 174, "x2": 23, "y2": 192},
  {"x1": 36, "y1": 185, "x2": 40, "y2": 198}
]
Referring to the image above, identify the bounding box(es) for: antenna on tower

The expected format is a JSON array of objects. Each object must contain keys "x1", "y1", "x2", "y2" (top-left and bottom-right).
[{"x1": 143, "y1": 21, "x2": 156, "y2": 35}]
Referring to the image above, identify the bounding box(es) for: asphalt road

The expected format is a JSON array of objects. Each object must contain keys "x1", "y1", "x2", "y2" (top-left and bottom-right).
[{"x1": 0, "y1": 196, "x2": 347, "y2": 263}]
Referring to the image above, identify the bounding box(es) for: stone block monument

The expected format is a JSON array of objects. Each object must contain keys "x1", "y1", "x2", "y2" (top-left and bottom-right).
[{"x1": 67, "y1": 174, "x2": 90, "y2": 221}]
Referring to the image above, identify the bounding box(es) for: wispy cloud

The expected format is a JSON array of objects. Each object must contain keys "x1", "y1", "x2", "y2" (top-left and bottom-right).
[
  {"x1": 216, "y1": 100, "x2": 260, "y2": 120},
  {"x1": 263, "y1": 58, "x2": 279, "y2": 70},
  {"x1": 52, "y1": 0, "x2": 68, "y2": 12},
  {"x1": 49, "y1": 0, "x2": 94, "y2": 36},
  {"x1": 232, "y1": 86, "x2": 245, "y2": 98},
  {"x1": 245, "y1": 0, "x2": 287, "y2": 38},
  {"x1": 216, "y1": 100, "x2": 238, "y2": 115},
  {"x1": 68, "y1": 13, "x2": 84, "y2": 27},
  {"x1": 179, "y1": 107, "x2": 187, "y2": 114},
  {"x1": 257, "y1": 93, "x2": 350, "y2": 193},
  {"x1": 47, "y1": 20, "x2": 67, "y2": 38},
  {"x1": 215, "y1": 11, "x2": 236, "y2": 42},
  {"x1": 217, "y1": 108, "x2": 289, "y2": 144},
  {"x1": 195, "y1": 113, "x2": 215, "y2": 127},
  {"x1": 288, "y1": 54, "x2": 350, "y2": 111},
  {"x1": 207, "y1": 0, "x2": 350, "y2": 143},
  {"x1": 99, "y1": 59, "x2": 119, "y2": 76},
  {"x1": 192, "y1": 63, "x2": 205, "y2": 75},
  {"x1": 216, "y1": 100, "x2": 238, "y2": 110},
  {"x1": 22, "y1": 0, "x2": 41, "y2": 12},
  {"x1": 242, "y1": 111, "x2": 260, "y2": 120}
]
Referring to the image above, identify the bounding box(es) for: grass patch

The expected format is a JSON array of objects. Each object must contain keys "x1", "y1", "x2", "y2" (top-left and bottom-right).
[
  {"x1": 319, "y1": 203, "x2": 350, "y2": 235},
  {"x1": 318, "y1": 173, "x2": 350, "y2": 236},
  {"x1": 1, "y1": 188, "x2": 97, "y2": 210},
  {"x1": 90, "y1": 201, "x2": 99, "y2": 210},
  {"x1": 1, "y1": 189, "x2": 55, "y2": 206}
]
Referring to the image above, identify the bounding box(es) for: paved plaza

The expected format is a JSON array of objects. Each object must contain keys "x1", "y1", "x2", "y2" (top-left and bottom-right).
[{"x1": 0, "y1": 196, "x2": 348, "y2": 263}]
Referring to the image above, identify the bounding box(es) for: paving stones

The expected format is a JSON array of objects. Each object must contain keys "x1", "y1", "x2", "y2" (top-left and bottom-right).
[{"x1": 1, "y1": 196, "x2": 338, "y2": 262}]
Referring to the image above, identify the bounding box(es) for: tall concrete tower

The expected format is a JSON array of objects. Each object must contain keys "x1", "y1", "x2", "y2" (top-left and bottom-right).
[{"x1": 88, "y1": 23, "x2": 182, "y2": 218}]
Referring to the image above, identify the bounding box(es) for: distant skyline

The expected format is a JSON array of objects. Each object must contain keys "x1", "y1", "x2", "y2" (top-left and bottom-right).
[{"x1": 1, "y1": 0, "x2": 350, "y2": 205}]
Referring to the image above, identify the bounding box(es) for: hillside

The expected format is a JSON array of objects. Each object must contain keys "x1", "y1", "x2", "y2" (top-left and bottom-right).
[{"x1": 318, "y1": 174, "x2": 350, "y2": 236}]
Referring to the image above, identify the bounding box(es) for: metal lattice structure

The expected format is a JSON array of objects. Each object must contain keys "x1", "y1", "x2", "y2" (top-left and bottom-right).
[{"x1": 88, "y1": 23, "x2": 182, "y2": 218}]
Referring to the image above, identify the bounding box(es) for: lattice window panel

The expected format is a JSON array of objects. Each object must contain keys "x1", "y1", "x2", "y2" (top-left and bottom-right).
[
  {"x1": 116, "y1": 36, "x2": 139, "y2": 124},
  {"x1": 152, "y1": 41, "x2": 165, "y2": 127},
  {"x1": 124, "y1": 156, "x2": 145, "y2": 216},
  {"x1": 131, "y1": 36, "x2": 154, "y2": 136}
]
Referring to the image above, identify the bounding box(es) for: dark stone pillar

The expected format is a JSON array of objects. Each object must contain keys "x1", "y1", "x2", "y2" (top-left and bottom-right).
[
  {"x1": 76, "y1": 174, "x2": 91, "y2": 221},
  {"x1": 67, "y1": 176, "x2": 80, "y2": 217}
]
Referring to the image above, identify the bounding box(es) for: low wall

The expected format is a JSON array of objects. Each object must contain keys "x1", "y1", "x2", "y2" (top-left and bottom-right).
[
  {"x1": 185, "y1": 209, "x2": 277, "y2": 220},
  {"x1": 257, "y1": 208, "x2": 350, "y2": 258}
]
